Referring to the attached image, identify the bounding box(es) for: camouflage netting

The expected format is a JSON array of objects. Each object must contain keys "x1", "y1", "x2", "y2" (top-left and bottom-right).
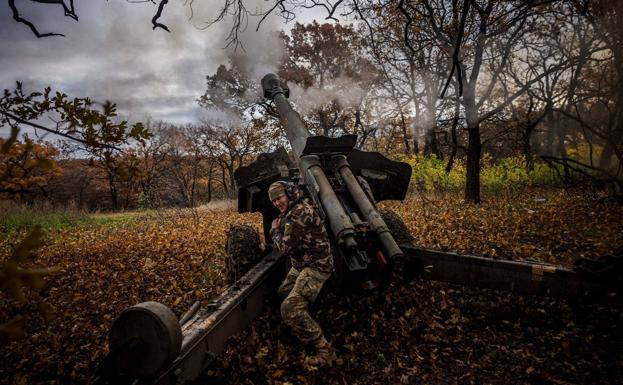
[{"x1": 225, "y1": 225, "x2": 263, "y2": 285}]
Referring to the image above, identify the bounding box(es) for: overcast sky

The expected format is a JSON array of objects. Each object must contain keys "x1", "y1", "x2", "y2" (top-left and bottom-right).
[{"x1": 1, "y1": 0, "x2": 324, "y2": 138}]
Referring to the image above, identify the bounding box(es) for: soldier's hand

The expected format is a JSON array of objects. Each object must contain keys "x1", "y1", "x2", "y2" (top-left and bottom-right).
[{"x1": 271, "y1": 218, "x2": 280, "y2": 229}]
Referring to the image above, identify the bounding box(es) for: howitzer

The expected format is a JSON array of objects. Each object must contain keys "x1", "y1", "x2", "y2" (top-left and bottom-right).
[
  {"x1": 95, "y1": 74, "x2": 620, "y2": 385},
  {"x1": 234, "y1": 73, "x2": 414, "y2": 290}
]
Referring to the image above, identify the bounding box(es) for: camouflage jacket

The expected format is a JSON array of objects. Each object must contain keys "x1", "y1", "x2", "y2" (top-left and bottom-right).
[{"x1": 270, "y1": 194, "x2": 333, "y2": 274}]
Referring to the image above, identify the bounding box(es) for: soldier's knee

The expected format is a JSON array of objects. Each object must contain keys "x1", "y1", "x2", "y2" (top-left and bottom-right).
[
  {"x1": 277, "y1": 286, "x2": 291, "y2": 300},
  {"x1": 280, "y1": 295, "x2": 303, "y2": 323}
]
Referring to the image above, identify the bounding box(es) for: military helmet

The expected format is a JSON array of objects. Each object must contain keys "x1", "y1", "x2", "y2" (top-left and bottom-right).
[{"x1": 268, "y1": 181, "x2": 292, "y2": 201}]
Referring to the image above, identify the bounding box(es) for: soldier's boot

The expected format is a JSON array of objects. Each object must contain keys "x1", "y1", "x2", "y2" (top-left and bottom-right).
[{"x1": 304, "y1": 336, "x2": 336, "y2": 370}]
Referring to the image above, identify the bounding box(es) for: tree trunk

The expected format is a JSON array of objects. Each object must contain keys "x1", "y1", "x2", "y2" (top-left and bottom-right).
[
  {"x1": 446, "y1": 91, "x2": 461, "y2": 174},
  {"x1": 446, "y1": 119, "x2": 459, "y2": 174},
  {"x1": 107, "y1": 171, "x2": 118, "y2": 211},
  {"x1": 555, "y1": 119, "x2": 567, "y2": 158},
  {"x1": 221, "y1": 164, "x2": 229, "y2": 198},
  {"x1": 207, "y1": 161, "x2": 214, "y2": 202},
  {"x1": 424, "y1": 127, "x2": 442, "y2": 159},
  {"x1": 545, "y1": 111, "x2": 556, "y2": 156},
  {"x1": 599, "y1": 86, "x2": 623, "y2": 170},
  {"x1": 522, "y1": 124, "x2": 535, "y2": 172},
  {"x1": 465, "y1": 125, "x2": 482, "y2": 203},
  {"x1": 398, "y1": 110, "x2": 411, "y2": 154},
  {"x1": 228, "y1": 163, "x2": 236, "y2": 199}
]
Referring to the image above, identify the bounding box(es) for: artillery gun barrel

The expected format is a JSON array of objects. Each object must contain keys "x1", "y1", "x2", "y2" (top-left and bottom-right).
[
  {"x1": 261, "y1": 73, "x2": 308, "y2": 157},
  {"x1": 262, "y1": 73, "x2": 358, "y2": 249},
  {"x1": 334, "y1": 156, "x2": 403, "y2": 259},
  {"x1": 261, "y1": 73, "x2": 403, "y2": 258}
]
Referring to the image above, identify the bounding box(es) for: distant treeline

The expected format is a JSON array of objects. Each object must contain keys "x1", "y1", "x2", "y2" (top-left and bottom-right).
[{"x1": 3, "y1": 2, "x2": 623, "y2": 207}]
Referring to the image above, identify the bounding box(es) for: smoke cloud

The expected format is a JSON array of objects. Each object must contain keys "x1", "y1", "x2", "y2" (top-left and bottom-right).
[{"x1": 288, "y1": 74, "x2": 367, "y2": 115}]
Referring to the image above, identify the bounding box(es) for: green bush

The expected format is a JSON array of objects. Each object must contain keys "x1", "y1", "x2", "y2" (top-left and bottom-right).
[
  {"x1": 398, "y1": 155, "x2": 465, "y2": 192},
  {"x1": 397, "y1": 154, "x2": 562, "y2": 193}
]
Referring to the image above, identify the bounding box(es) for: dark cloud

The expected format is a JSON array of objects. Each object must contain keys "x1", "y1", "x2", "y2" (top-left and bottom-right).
[{"x1": 0, "y1": 0, "x2": 329, "y2": 140}]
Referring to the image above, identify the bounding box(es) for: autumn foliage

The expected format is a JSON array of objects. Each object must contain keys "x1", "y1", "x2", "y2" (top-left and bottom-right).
[
  {"x1": 0, "y1": 138, "x2": 61, "y2": 199},
  {"x1": 0, "y1": 188, "x2": 622, "y2": 384}
]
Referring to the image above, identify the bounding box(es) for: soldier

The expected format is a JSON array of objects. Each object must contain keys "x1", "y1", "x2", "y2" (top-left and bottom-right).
[{"x1": 268, "y1": 181, "x2": 336, "y2": 369}]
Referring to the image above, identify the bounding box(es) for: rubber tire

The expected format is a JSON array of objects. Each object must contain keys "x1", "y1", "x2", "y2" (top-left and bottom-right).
[{"x1": 379, "y1": 208, "x2": 414, "y2": 245}]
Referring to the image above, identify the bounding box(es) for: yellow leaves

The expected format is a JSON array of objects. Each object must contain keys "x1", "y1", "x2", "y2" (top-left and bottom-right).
[
  {"x1": 255, "y1": 345, "x2": 270, "y2": 366},
  {"x1": 449, "y1": 309, "x2": 462, "y2": 325},
  {"x1": 0, "y1": 138, "x2": 62, "y2": 197},
  {"x1": 9, "y1": 373, "x2": 30, "y2": 385},
  {"x1": 0, "y1": 206, "x2": 264, "y2": 383},
  {"x1": 2, "y1": 189, "x2": 621, "y2": 384},
  {"x1": 381, "y1": 187, "x2": 623, "y2": 265},
  {"x1": 270, "y1": 369, "x2": 286, "y2": 379},
  {"x1": 1, "y1": 226, "x2": 59, "y2": 304}
]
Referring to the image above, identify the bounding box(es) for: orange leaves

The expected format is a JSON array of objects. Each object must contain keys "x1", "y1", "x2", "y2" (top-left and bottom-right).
[
  {"x1": 2, "y1": 188, "x2": 622, "y2": 384},
  {"x1": 0, "y1": 206, "x2": 263, "y2": 384},
  {"x1": 0, "y1": 138, "x2": 62, "y2": 198},
  {"x1": 382, "y1": 188, "x2": 623, "y2": 264},
  {"x1": 0, "y1": 226, "x2": 59, "y2": 342}
]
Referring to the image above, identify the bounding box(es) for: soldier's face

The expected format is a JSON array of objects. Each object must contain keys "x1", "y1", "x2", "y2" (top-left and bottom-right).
[{"x1": 272, "y1": 194, "x2": 289, "y2": 213}]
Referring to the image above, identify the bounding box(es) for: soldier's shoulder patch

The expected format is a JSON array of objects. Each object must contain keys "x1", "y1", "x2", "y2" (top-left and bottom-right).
[{"x1": 284, "y1": 220, "x2": 293, "y2": 235}]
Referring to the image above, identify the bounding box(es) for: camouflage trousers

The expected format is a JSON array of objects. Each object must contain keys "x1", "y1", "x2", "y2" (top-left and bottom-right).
[{"x1": 278, "y1": 266, "x2": 331, "y2": 344}]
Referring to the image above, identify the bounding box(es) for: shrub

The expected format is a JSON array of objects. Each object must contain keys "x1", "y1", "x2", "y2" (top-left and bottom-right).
[{"x1": 396, "y1": 154, "x2": 563, "y2": 193}]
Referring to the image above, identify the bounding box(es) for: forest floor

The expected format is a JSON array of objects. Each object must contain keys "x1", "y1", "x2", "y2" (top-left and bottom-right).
[{"x1": 0, "y1": 187, "x2": 622, "y2": 385}]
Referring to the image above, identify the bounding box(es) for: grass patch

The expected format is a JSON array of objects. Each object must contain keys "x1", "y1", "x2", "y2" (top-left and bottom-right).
[
  {"x1": 0, "y1": 202, "x2": 142, "y2": 235},
  {"x1": 0, "y1": 201, "x2": 95, "y2": 233},
  {"x1": 89, "y1": 212, "x2": 139, "y2": 227}
]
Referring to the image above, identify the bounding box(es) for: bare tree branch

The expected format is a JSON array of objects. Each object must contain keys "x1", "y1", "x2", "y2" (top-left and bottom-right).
[
  {"x1": 8, "y1": 0, "x2": 65, "y2": 37},
  {"x1": 397, "y1": 0, "x2": 416, "y2": 58},
  {"x1": 326, "y1": 0, "x2": 344, "y2": 21},
  {"x1": 31, "y1": 0, "x2": 78, "y2": 21},
  {"x1": 0, "y1": 110, "x2": 123, "y2": 151},
  {"x1": 152, "y1": 0, "x2": 171, "y2": 32},
  {"x1": 440, "y1": 0, "x2": 470, "y2": 99},
  {"x1": 352, "y1": 0, "x2": 377, "y2": 53}
]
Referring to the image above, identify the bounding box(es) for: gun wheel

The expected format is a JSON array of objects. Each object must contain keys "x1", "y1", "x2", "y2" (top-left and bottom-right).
[
  {"x1": 379, "y1": 209, "x2": 414, "y2": 246},
  {"x1": 226, "y1": 224, "x2": 263, "y2": 285},
  {"x1": 109, "y1": 301, "x2": 182, "y2": 378}
]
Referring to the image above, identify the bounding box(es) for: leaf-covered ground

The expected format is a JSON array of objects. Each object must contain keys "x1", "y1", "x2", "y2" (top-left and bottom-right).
[
  {"x1": 1, "y1": 188, "x2": 622, "y2": 385},
  {"x1": 209, "y1": 282, "x2": 622, "y2": 385}
]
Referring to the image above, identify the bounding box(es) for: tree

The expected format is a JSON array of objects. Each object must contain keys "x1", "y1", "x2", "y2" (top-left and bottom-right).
[
  {"x1": 280, "y1": 22, "x2": 381, "y2": 139},
  {"x1": 1, "y1": 83, "x2": 151, "y2": 210},
  {"x1": 0, "y1": 137, "x2": 61, "y2": 200},
  {"x1": 153, "y1": 125, "x2": 206, "y2": 207},
  {"x1": 582, "y1": 0, "x2": 623, "y2": 171},
  {"x1": 405, "y1": 0, "x2": 579, "y2": 203},
  {"x1": 132, "y1": 121, "x2": 172, "y2": 208},
  {"x1": 362, "y1": 3, "x2": 453, "y2": 155},
  {"x1": 199, "y1": 119, "x2": 273, "y2": 198}
]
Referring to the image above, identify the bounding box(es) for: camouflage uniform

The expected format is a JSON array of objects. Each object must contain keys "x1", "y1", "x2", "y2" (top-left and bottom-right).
[{"x1": 270, "y1": 188, "x2": 334, "y2": 345}]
